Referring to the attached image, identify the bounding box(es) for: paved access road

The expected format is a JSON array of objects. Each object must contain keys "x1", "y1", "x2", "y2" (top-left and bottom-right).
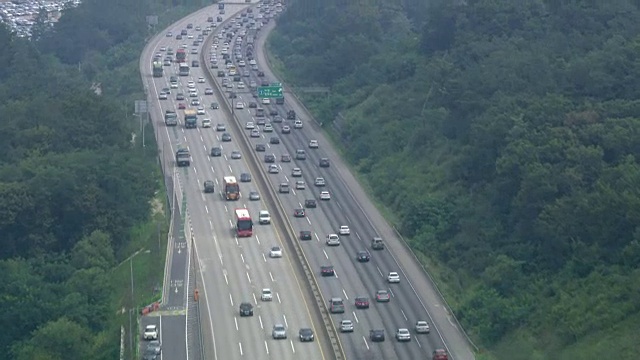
[
  {"x1": 196, "y1": 3, "x2": 477, "y2": 360},
  {"x1": 142, "y1": 2, "x2": 329, "y2": 360}
]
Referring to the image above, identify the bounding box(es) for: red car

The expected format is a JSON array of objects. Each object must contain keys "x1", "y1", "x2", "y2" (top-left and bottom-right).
[
  {"x1": 294, "y1": 208, "x2": 305, "y2": 217},
  {"x1": 432, "y1": 349, "x2": 448, "y2": 360},
  {"x1": 320, "y1": 265, "x2": 335, "y2": 277},
  {"x1": 355, "y1": 297, "x2": 370, "y2": 309},
  {"x1": 178, "y1": 103, "x2": 186, "y2": 109}
]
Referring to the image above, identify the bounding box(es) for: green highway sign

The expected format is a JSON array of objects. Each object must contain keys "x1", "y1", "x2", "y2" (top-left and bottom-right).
[{"x1": 258, "y1": 86, "x2": 283, "y2": 98}]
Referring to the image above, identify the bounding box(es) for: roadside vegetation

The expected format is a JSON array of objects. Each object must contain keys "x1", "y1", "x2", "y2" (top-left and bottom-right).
[
  {"x1": 268, "y1": 0, "x2": 640, "y2": 358},
  {"x1": 0, "y1": 0, "x2": 209, "y2": 358}
]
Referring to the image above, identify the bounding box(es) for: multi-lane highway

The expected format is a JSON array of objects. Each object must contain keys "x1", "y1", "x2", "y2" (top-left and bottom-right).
[{"x1": 141, "y1": 1, "x2": 476, "y2": 360}]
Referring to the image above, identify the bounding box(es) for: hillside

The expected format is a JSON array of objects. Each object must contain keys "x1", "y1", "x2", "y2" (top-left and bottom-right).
[{"x1": 267, "y1": 0, "x2": 640, "y2": 358}]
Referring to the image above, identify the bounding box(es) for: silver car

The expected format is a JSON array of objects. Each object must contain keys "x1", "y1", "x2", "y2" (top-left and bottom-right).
[
  {"x1": 272, "y1": 324, "x2": 287, "y2": 339},
  {"x1": 340, "y1": 320, "x2": 354, "y2": 333}
]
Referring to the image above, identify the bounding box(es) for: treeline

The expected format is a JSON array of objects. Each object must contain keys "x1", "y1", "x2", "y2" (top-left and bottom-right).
[
  {"x1": 270, "y1": 0, "x2": 640, "y2": 358},
  {"x1": 0, "y1": 0, "x2": 208, "y2": 357}
]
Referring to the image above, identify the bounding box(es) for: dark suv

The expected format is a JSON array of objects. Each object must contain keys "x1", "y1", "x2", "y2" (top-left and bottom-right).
[
  {"x1": 305, "y1": 199, "x2": 317, "y2": 208},
  {"x1": 204, "y1": 180, "x2": 215, "y2": 193},
  {"x1": 370, "y1": 329, "x2": 385, "y2": 342},
  {"x1": 239, "y1": 302, "x2": 254, "y2": 316}
]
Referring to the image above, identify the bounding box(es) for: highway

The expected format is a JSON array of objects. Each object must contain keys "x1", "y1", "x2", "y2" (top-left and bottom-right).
[
  {"x1": 142, "y1": 2, "x2": 327, "y2": 360},
  {"x1": 141, "y1": 1, "x2": 477, "y2": 360}
]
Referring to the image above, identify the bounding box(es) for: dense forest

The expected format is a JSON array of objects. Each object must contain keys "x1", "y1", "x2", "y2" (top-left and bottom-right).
[
  {"x1": 0, "y1": 0, "x2": 208, "y2": 358},
  {"x1": 269, "y1": 0, "x2": 640, "y2": 358}
]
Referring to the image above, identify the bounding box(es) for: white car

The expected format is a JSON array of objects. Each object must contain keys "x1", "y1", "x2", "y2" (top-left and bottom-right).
[
  {"x1": 202, "y1": 119, "x2": 211, "y2": 128},
  {"x1": 170, "y1": 82, "x2": 178, "y2": 89},
  {"x1": 395, "y1": 328, "x2": 411, "y2": 342},
  {"x1": 263, "y1": 123, "x2": 273, "y2": 132},
  {"x1": 326, "y1": 234, "x2": 340, "y2": 246},
  {"x1": 291, "y1": 167, "x2": 302, "y2": 177},
  {"x1": 236, "y1": 102, "x2": 244, "y2": 109},
  {"x1": 187, "y1": 81, "x2": 195, "y2": 88},
  {"x1": 269, "y1": 246, "x2": 282, "y2": 258},
  {"x1": 262, "y1": 97, "x2": 270, "y2": 104},
  {"x1": 245, "y1": 121, "x2": 255, "y2": 129},
  {"x1": 143, "y1": 325, "x2": 158, "y2": 340},
  {"x1": 261, "y1": 288, "x2": 272, "y2": 301},
  {"x1": 238, "y1": 82, "x2": 245, "y2": 89},
  {"x1": 197, "y1": 106, "x2": 205, "y2": 115},
  {"x1": 388, "y1": 272, "x2": 400, "y2": 283},
  {"x1": 198, "y1": 77, "x2": 205, "y2": 83},
  {"x1": 295, "y1": 180, "x2": 306, "y2": 190},
  {"x1": 339, "y1": 226, "x2": 350, "y2": 235},
  {"x1": 415, "y1": 321, "x2": 430, "y2": 334},
  {"x1": 320, "y1": 191, "x2": 331, "y2": 200},
  {"x1": 294, "y1": 120, "x2": 303, "y2": 129},
  {"x1": 250, "y1": 129, "x2": 260, "y2": 138},
  {"x1": 268, "y1": 164, "x2": 279, "y2": 174},
  {"x1": 309, "y1": 139, "x2": 319, "y2": 148},
  {"x1": 259, "y1": 210, "x2": 271, "y2": 224}
]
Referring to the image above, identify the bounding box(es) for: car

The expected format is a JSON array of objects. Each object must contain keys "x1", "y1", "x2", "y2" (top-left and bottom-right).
[
  {"x1": 300, "y1": 231, "x2": 312, "y2": 241},
  {"x1": 197, "y1": 106, "x2": 205, "y2": 115},
  {"x1": 370, "y1": 329, "x2": 385, "y2": 342},
  {"x1": 211, "y1": 102, "x2": 220, "y2": 109},
  {"x1": 191, "y1": 99, "x2": 200, "y2": 106},
  {"x1": 170, "y1": 82, "x2": 178, "y2": 89},
  {"x1": 205, "y1": 88, "x2": 214, "y2": 95},
  {"x1": 339, "y1": 226, "x2": 350, "y2": 235},
  {"x1": 319, "y1": 158, "x2": 330, "y2": 167},
  {"x1": 396, "y1": 328, "x2": 411, "y2": 342},
  {"x1": 158, "y1": 93, "x2": 168, "y2": 100},
  {"x1": 264, "y1": 154, "x2": 276, "y2": 163},
  {"x1": 320, "y1": 191, "x2": 331, "y2": 200},
  {"x1": 309, "y1": 140, "x2": 319, "y2": 148},
  {"x1": 235, "y1": 101, "x2": 244, "y2": 109},
  {"x1": 187, "y1": 80, "x2": 195, "y2": 88},
  {"x1": 340, "y1": 320, "x2": 354, "y2": 333},
  {"x1": 238, "y1": 82, "x2": 245, "y2": 89},
  {"x1": 263, "y1": 123, "x2": 273, "y2": 132},
  {"x1": 143, "y1": 325, "x2": 158, "y2": 340},
  {"x1": 262, "y1": 97, "x2": 271, "y2": 104},
  {"x1": 295, "y1": 180, "x2": 306, "y2": 190},
  {"x1": 314, "y1": 177, "x2": 326, "y2": 186},
  {"x1": 256, "y1": 117, "x2": 266, "y2": 126},
  {"x1": 294, "y1": 120, "x2": 303, "y2": 129},
  {"x1": 178, "y1": 103, "x2": 186, "y2": 109},
  {"x1": 372, "y1": 237, "x2": 385, "y2": 250},
  {"x1": 291, "y1": 167, "x2": 302, "y2": 177},
  {"x1": 201, "y1": 118, "x2": 211, "y2": 128},
  {"x1": 269, "y1": 246, "x2": 282, "y2": 258},
  {"x1": 250, "y1": 129, "x2": 261, "y2": 138},
  {"x1": 415, "y1": 321, "x2": 431, "y2": 334},
  {"x1": 354, "y1": 297, "x2": 370, "y2": 309},
  {"x1": 305, "y1": 199, "x2": 317, "y2": 208},
  {"x1": 329, "y1": 297, "x2": 345, "y2": 313},
  {"x1": 320, "y1": 265, "x2": 335, "y2": 277},
  {"x1": 249, "y1": 102, "x2": 257, "y2": 108},
  {"x1": 270, "y1": 136, "x2": 280, "y2": 144},
  {"x1": 268, "y1": 164, "x2": 279, "y2": 174},
  {"x1": 230, "y1": 150, "x2": 242, "y2": 159},
  {"x1": 299, "y1": 328, "x2": 314, "y2": 342},
  {"x1": 376, "y1": 290, "x2": 391, "y2": 302},
  {"x1": 357, "y1": 250, "x2": 371, "y2": 262},
  {"x1": 189, "y1": 91, "x2": 198, "y2": 98},
  {"x1": 221, "y1": 132, "x2": 232, "y2": 142},
  {"x1": 388, "y1": 272, "x2": 400, "y2": 283},
  {"x1": 255, "y1": 209, "x2": 271, "y2": 224},
  {"x1": 166, "y1": 32, "x2": 173, "y2": 37},
  {"x1": 279, "y1": 183, "x2": 289, "y2": 193},
  {"x1": 281, "y1": 125, "x2": 291, "y2": 134},
  {"x1": 198, "y1": 76, "x2": 205, "y2": 83},
  {"x1": 261, "y1": 288, "x2": 273, "y2": 301},
  {"x1": 258, "y1": 71, "x2": 265, "y2": 77},
  {"x1": 296, "y1": 149, "x2": 306, "y2": 160},
  {"x1": 210, "y1": 147, "x2": 222, "y2": 157},
  {"x1": 239, "y1": 302, "x2": 254, "y2": 316},
  {"x1": 272, "y1": 324, "x2": 287, "y2": 339},
  {"x1": 216, "y1": 123, "x2": 226, "y2": 132},
  {"x1": 269, "y1": 109, "x2": 278, "y2": 116},
  {"x1": 249, "y1": 191, "x2": 260, "y2": 201},
  {"x1": 294, "y1": 208, "x2": 305, "y2": 217},
  {"x1": 204, "y1": 180, "x2": 215, "y2": 193},
  {"x1": 433, "y1": 349, "x2": 449, "y2": 360},
  {"x1": 240, "y1": 173, "x2": 251, "y2": 182},
  {"x1": 326, "y1": 234, "x2": 340, "y2": 246},
  {"x1": 245, "y1": 121, "x2": 255, "y2": 129},
  {"x1": 281, "y1": 154, "x2": 291, "y2": 162},
  {"x1": 255, "y1": 143, "x2": 266, "y2": 152}
]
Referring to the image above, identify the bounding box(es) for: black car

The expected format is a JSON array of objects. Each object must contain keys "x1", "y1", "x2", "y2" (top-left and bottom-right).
[
  {"x1": 270, "y1": 137, "x2": 280, "y2": 144},
  {"x1": 269, "y1": 109, "x2": 278, "y2": 116},
  {"x1": 357, "y1": 251, "x2": 371, "y2": 262},
  {"x1": 255, "y1": 144, "x2": 266, "y2": 152},
  {"x1": 239, "y1": 302, "x2": 254, "y2": 316},
  {"x1": 240, "y1": 173, "x2": 251, "y2": 182},
  {"x1": 249, "y1": 102, "x2": 257, "y2": 108},
  {"x1": 229, "y1": 92, "x2": 237, "y2": 99},
  {"x1": 210, "y1": 147, "x2": 222, "y2": 157},
  {"x1": 300, "y1": 231, "x2": 312, "y2": 241},
  {"x1": 370, "y1": 329, "x2": 385, "y2": 342},
  {"x1": 204, "y1": 180, "x2": 215, "y2": 193},
  {"x1": 273, "y1": 115, "x2": 283, "y2": 123},
  {"x1": 320, "y1": 265, "x2": 335, "y2": 277},
  {"x1": 257, "y1": 71, "x2": 265, "y2": 77},
  {"x1": 319, "y1": 158, "x2": 330, "y2": 167},
  {"x1": 221, "y1": 133, "x2": 232, "y2": 142},
  {"x1": 191, "y1": 60, "x2": 199, "y2": 67},
  {"x1": 299, "y1": 328, "x2": 314, "y2": 342},
  {"x1": 305, "y1": 199, "x2": 317, "y2": 208},
  {"x1": 264, "y1": 154, "x2": 275, "y2": 163},
  {"x1": 211, "y1": 102, "x2": 220, "y2": 109}
]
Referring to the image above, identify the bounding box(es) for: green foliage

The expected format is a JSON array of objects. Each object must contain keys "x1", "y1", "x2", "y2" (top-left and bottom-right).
[{"x1": 271, "y1": 0, "x2": 640, "y2": 357}]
